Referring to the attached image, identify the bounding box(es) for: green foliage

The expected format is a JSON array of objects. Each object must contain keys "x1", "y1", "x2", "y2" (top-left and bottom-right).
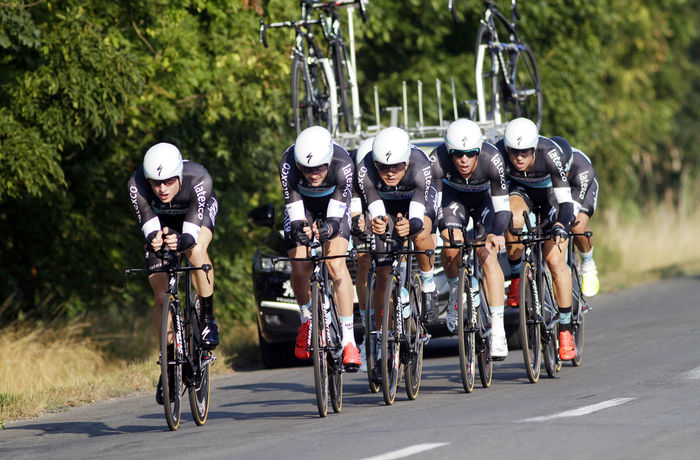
[{"x1": 0, "y1": 0, "x2": 698, "y2": 329}]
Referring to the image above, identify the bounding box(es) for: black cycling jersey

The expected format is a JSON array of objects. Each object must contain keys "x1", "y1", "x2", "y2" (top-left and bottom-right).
[
  {"x1": 128, "y1": 161, "x2": 218, "y2": 252},
  {"x1": 495, "y1": 136, "x2": 574, "y2": 229},
  {"x1": 430, "y1": 142, "x2": 510, "y2": 235},
  {"x1": 568, "y1": 148, "x2": 599, "y2": 217},
  {"x1": 357, "y1": 147, "x2": 434, "y2": 236},
  {"x1": 279, "y1": 143, "x2": 354, "y2": 243}
]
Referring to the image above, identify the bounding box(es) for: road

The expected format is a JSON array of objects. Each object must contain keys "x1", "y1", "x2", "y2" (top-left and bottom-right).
[{"x1": 3, "y1": 276, "x2": 700, "y2": 459}]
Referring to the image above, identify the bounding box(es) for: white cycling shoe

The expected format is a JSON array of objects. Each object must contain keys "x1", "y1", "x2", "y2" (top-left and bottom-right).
[
  {"x1": 581, "y1": 260, "x2": 600, "y2": 297},
  {"x1": 446, "y1": 300, "x2": 458, "y2": 334},
  {"x1": 490, "y1": 331, "x2": 508, "y2": 360}
]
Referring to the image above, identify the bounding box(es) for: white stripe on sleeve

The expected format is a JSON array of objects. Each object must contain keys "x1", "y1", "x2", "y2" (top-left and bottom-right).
[
  {"x1": 491, "y1": 194, "x2": 510, "y2": 213},
  {"x1": 553, "y1": 187, "x2": 573, "y2": 204},
  {"x1": 285, "y1": 200, "x2": 306, "y2": 222},
  {"x1": 142, "y1": 216, "x2": 161, "y2": 238},
  {"x1": 368, "y1": 200, "x2": 386, "y2": 220},
  {"x1": 409, "y1": 201, "x2": 426, "y2": 221},
  {"x1": 327, "y1": 198, "x2": 348, "y2": 219},
  {"x1": 183, "y1": 221, "x2": 201, "y2": 244}
]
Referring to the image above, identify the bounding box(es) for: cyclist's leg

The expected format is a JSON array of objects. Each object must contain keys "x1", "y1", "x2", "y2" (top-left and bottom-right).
[
  {"x1": 574, "y1": 178, "x2": 599, "y2": 296},
  {"x1": 148, "y1": 272, "x2": 170, "y2": 338},
  {"x1": 505, "y1": 189, "x2": 531, "y2": 306},
  {"x1": 413, "y1": 215, "x2": 437, "y2": 318}
]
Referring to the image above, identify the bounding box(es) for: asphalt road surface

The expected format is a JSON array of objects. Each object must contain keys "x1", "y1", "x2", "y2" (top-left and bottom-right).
[{"x1": 3, "y1": 276, "x2": 700, "y2": 459}]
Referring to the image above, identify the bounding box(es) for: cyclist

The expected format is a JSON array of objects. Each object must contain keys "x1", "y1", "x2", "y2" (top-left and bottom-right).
[
  {"x1": 430, "y1": 119, "x2": 511, "y2": 359},
  {"x1": 349, "y1": 137, "x2": 375, "y2": 372},
  {"x1": 279, "y1": 126, "x2": 361, "y2": 371},
  {"x1": 356, "y1": 127, "x2": 438, "y2": 334},
  {"x1": 551, "y1": 136, "x2": 600, "y2": 297},
  {"x1": 127, "y1": 142, "x2": 219, "y2": 405},
  {"x1": 496, "y1": 118, "x2": 577, "y2": 361}
]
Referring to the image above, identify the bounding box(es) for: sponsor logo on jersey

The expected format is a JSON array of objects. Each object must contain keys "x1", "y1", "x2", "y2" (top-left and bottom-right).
[
  {"x1": 547, "y1": 149, "x2": 568, "y2": 183},
  {"x1": 129, "y1": 185, "x2": 142, "y2": 223},
  {"x1": 194, "y1": 181, "x2": 207, "y2": 220},
  {"x1": 280, "y1": 161, "x2": 291, "y2": 200}
]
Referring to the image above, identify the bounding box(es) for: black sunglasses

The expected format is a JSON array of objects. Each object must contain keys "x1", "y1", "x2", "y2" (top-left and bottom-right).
[
  {"x1": 374, "y1": 161, "x2": 407, "y2": 173},
  {"x1": 297, "y1": 163, "x2": 329, "y2": 175},
  {"x1": 449, "y1": 148, "x2": 480, "y2": 159},
  {"x1": 148, "y1": 177, "x2": 179, "y2": 187}
]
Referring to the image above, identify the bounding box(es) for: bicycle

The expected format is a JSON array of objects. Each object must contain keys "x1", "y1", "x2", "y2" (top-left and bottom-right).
[
  {"x1": 442, "y1": 226, "x2": 493, "y2": 393},
  {"x1": 362, "y1": 235, "x2": 433, "y2": 405},
  {"x1": 568, "y1": 228, "x2": 593, "y2": 367},
  {"x1": 124, "y1": 250, "x2": 214, "y2": 431},
  {"x1": 509, "y1": 209, "x2": 561, "y2": 383},
  {"x1": 271, "y1": 241, "x2": 350, "y2": 417},
  {"x1": 259, "y1": 0, "x2": 367, "y2": 135},
  {"x1": 451, "y1": 0, "x2": 542, "y2": 128}
]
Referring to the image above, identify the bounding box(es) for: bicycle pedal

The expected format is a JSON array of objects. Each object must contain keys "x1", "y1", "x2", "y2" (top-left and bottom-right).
[{"x1": 344, "y1": 363, "x2": 360, "y2": 373}]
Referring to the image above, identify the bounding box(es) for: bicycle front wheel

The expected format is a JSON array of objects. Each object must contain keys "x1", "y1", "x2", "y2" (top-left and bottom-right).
[
  {"x1": 457, "y1": 268, "x2": 476, "y2": 393},
  {"x1": 571, "y1": 263, "x2": 585, "y2": 367},
  {"x1": 364, "y1": 270, "x2": 380, "y2": 393},
  {"x1": 291, "y1": 56, "x2": 314, "y2": 134},
  {"x1": 403, "y1": 274, "x2": 424, "y2": 400},
  {"x1": 161, "y1": 294, "x2": 183, "y2": 431},
  {"x1": 508, "y1": 43, "x2": 543, "y2": 128},
  {"x1": 311, "y1": 281, "x2": 329, "y2": 417},
  {"x1": 327, "y1": 291, "x2": 343, "y2": 414},
  {"x1": 186, "y1": 294, "x2": 211, "y2": 425},
  {"x1": 519, "y1": 262, "x2": 541, "y2": 383},
  {"x1": 477, "y1": 278, "x2": 493, "y2": 388},
  {"x1": 381, "y1": 274, "x2": 401, "y2": 405},
  {"x1": 542, "y1": 271, "x2": 559, "y2": 378}
]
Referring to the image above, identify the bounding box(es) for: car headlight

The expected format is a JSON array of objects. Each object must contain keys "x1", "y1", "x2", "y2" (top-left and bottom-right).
[{"x1": 256, "y1": 256, "x2": 292, "y2": 274}]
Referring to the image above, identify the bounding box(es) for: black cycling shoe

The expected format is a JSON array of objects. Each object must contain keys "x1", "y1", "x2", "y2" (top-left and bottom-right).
[
  {"x1": 201, "y1": 316, "x2": 219, "y2": 350},
  {"x1": 421, "y1": 291, "x2": 438, "y2": 323}
]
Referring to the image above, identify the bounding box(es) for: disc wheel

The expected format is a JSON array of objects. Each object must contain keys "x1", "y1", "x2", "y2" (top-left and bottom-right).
[
  {"x1": 519, "y1": 262, "x2": 541, "y2": 383},
  {"x1": 381, "y1": 275, "x2": 401, "y2": 406},
  {"x1": 364, "y1": 271, "x2": 380, "y2": 393},
  {"x1": 403, "y1": 274, "x2": 424, "y2": 400},
  {"x1": 311, "y1": 281, "x2": 329, "y2": 417},
  {"x1": 457, "y1": 268, "x2": 476, "y2": 393},
  {"x1": 187, "y1": 294, "x2": 211, "y2": 425},
  {"x1": 161, "y1": 294, "x2": 183, "y2": 431}
]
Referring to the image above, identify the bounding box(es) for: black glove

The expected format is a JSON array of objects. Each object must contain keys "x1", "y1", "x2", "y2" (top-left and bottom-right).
[
  {"x1": 291, "y1": 226, "x2": 310, "y2": 245},
  {"x1": 551, "y1": 225, "x2": 569, "y2": 241},
  {"x1": 317, "y1": 221, "x2": 333, "y2": 244},
  {"x1": 350, "y1": 214, "x2": 363, "y2": 236}
]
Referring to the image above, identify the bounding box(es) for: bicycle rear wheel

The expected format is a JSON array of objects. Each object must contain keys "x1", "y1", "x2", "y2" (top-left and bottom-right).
[
  {"x1": 476, "y1": 278, "x2": 493, "y2": 388},
  {"x1": 507, "y1": 43, "x2": 542, "y2": 128},
  {"x1": 518, "y1": 262, "x2": 541, "y2": 383},
  {"x1": 475, "y1": 24, "x2": 504, "y2": 125},
  {"x1": 403, "y1": 274, "x2": 424, "y2": 400},
  {"x1": 571, "y1": 263, "x2": 585, "y2": 367},
  {"x1": 327, "y1": 292, "x2": 343, "y2": 414},
  {"x1": 457, "y1": 268, "x2": 476, "y2": 393},
  {"x1": 291, "y1": 56, "x2": 313, "y2": 134},
  {"x1": 186, "y1": 294, "x2": 211, "y2": 425},
  {"x1": 311, "y1": 281, "x2": 329, "y2": 417},
  {"x1": 364, "y1": 271, "x2": 380, "y2": 393},
  {"x1": 381, "y1": 274, "x2": 401, "y2": 405},
  {"x1": 161, "y1": 294, "x2": 182, "y2": 431},
  {"x1": 331, "y1": 41, "x2": 353, "y2": 133}
]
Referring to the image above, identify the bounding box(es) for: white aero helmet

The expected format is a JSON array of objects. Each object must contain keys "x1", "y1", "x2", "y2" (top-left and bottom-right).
[
  {"x1": 143, "y1": 142, "x2": 184, "y2": 181},
  {"x1": 294, "y1": 126, "x2": 333, "y2": 168},
  {"x1": 372, "y1": 127, "x2": 411, "y2": 165},
  {"x1": 445, "y1": 119, "x2": 483, "y2": 152},
  {"x1": 504, "y1": 117, "x2": 539, "y2": 150},
  {"x1": 355, "y1": 136, "x2": 375, "y2": 167}
]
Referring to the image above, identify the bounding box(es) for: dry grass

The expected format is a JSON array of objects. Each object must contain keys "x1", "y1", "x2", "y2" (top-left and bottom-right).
[{"x1": 596, "y1": 202, "x2": 700, "y2": 290}]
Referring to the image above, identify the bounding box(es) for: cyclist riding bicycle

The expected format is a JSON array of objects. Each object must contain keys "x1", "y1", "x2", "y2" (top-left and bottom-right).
[
  {"x1": 495, "y1": 118, "x2": 578, "y2": 361},
  {"x1": 430, "y1": 119, "x2": 511, "y2": 359},
  {"x1": 127, "y1": 142, "x2": 220, "y2": 405},
  {"x1": 349, "y1": 136, "x2": 375, "y2": 372},
  {"x1": 279, "y1": 126, "x2": 361, "y2": 371},
  {"x1": 356, "y1": 127, "x2": 439, "y2": 330}
]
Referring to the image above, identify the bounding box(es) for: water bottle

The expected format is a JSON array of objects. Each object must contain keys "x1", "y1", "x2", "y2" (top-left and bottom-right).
[{"x1": 401, "y1": 286, "x2": 411, "y2": 319}]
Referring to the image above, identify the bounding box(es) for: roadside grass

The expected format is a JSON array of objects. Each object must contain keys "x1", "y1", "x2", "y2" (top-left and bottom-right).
[{"x1": 2, "y1": 201, "x2": 699, "y2": 427}]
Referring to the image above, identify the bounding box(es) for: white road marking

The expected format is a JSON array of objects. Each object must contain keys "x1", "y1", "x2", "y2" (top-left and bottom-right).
[
  {"x1": 359, "y1": 443, "x2": 449, "y2": 460},
  {"x1": 521, "y1": 398, "x2": 636, "y2": 422},
  {"x1": 684, "y1": 367, "x2": 700, "y2": 380}
]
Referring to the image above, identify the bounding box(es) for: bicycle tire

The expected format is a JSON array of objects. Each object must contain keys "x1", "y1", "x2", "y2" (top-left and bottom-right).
[
  {"x1": 161, "y1": 294, "x2": 182, "y2": 430},
  {"x1": 542, "y1": 271, "x2": 559, "y2": 378},
  {"x1": 364, "y1": 270, "x2": 380, "y2": 393},
  {"x1": 327, "y1": 290, "x2": 343, "y2": 414},
  {"x1": 187, "y1": 294, "x2": 211, "y2": 425},
  {"x1": 331, "y1": 41, "x2": 353, "y2": 133},
  {"x1": 518, "y1": 262, "x2": 541, "y2": 383},
  {"x1": 508, "y1": 43, "x2": 542, "y2": 128},
  {"x1": 311, "y1": 280, "x2": 329, "y2": 417},
  {"x1": 476, "y1": 278, "x2": 493, "y2": 388},
  {"x1": 381, "y1": 274, "x2": 401, "y2": 406},
  {"x1": 403, "y1": 274, "x2": 423, "y2": 400},
  {"x1": 571, "y1": 263, "x2": 585, "y2": 367},
  {"x1": 291, "y1": 56, "x2": 314, "y2": 134},
  {"x1": 457, "y1": 267, "x2": 476, "y2": 393},
  {"x1": 449, "y1": 0, "x2": 469, "y2": 24},
  {"x1": 475, "y1": 24, "x2": 504, "y2": 125},
  {"x1": 309, "y1": 60, "x2": 333, "y2": 131}
]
